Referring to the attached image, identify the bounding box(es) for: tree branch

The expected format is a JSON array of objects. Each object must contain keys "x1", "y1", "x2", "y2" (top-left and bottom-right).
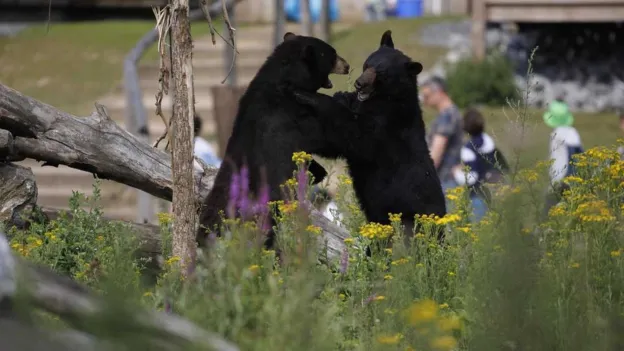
[{"x1": 0, "y1": 83, "x2": 349, "y2": 261}]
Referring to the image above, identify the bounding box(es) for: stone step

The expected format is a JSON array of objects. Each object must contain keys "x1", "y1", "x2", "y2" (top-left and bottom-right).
[
  {"x1": 137, "y1": 73, "x2": 255, "y2": 93},
  {"x1": 138, "y1": 57, "x2": 263, "y2": 82}
]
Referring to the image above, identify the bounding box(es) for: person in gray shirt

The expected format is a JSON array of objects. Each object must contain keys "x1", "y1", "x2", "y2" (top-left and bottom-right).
[{"x1": 420, "y1": 77, "x2": 464, "y2": 195}]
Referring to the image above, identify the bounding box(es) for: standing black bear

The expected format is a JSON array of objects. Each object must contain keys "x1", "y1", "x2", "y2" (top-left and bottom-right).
[
  {"x1": 196, "y1": 32, "x2": 350, "y2": 249},
  {"x1": 295, "y1": 30, "x2": 447, "y2": 241}
]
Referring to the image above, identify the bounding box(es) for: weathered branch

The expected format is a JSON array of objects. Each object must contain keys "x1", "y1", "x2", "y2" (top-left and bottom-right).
[
  {"x1": 0, "y1": 83, "x2": 349, "y2": 260},
  {"x1": 0, "y1": 231, "x2": 240, "y2": 351}
]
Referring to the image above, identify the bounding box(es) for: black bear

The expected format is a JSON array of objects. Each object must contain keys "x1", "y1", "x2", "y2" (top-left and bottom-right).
[
  {"x1": 295, "y1": 30, "x2": 447, "y2": 241},
  {"x1": 196, "y1": 32, "x2": 350, "y2": 249}
]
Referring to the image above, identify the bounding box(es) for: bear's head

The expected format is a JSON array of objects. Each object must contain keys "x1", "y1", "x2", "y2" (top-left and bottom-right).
[
  {"x1": 354, "y1": 30, "x2": 423, "y2": 102},
  {"x1": 278, "y1": 32, "x2": 350, "y2": 91}
]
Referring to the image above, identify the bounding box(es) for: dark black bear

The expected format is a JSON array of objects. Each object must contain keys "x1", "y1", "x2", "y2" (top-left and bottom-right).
[
  {"x1": 295, "y1": 30, "x2": 447, "y2": 241},
  {"x1": 196, "y1": 32, "x2": 350, "y2": 249}
]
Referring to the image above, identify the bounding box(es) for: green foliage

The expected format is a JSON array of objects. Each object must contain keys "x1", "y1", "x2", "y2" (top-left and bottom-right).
[{"x1": 445, "y1": 53, "x2": 519, "y2": 108}]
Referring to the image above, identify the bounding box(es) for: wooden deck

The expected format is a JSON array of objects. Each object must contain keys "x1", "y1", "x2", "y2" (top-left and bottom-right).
[{"x1": 471, "y1": 0, "x2": 624, "y2": 59}]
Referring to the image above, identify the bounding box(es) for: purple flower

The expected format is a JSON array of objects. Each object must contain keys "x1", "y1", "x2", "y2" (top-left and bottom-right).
[
  {"x1": 238, "y1": 166, "x2": 251, "y2": 219},
  {"x1": 226, "y1": 171, "x2": 241, "y2": 219},
  {"x1": 339, "y1": 248, "x2": 349, "y2": 274},
  {"x1": 296, "y1": 167, "x2": 308, "y2": 201}
]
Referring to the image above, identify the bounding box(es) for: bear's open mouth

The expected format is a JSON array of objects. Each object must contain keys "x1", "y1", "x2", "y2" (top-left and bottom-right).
[
  {"x1": 357, "y1": 91, "x2": 371, "y2": 101},
  {"x1": 322, "y1": 78, "x2": 333, "y2": 89}
]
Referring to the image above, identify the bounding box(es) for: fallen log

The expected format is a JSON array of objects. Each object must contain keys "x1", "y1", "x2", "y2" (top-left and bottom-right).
[
  {"x1": 0, "y1": 231, "x2": 240, "y2": 351},
  {"x1": 0, "y1": 83, "x2": 349, "y2": 260}
]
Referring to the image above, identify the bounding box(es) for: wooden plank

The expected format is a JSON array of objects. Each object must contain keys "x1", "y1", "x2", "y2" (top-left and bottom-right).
[
  {"x1": 471, "y1": 0, "x2": 487, "y2": 60},
  {"x1": 488, "y1": 5, "x2": 624, "y2": 21},
  {"x1": 211, "y1": 85, "x2": 248, "y2": 159}
]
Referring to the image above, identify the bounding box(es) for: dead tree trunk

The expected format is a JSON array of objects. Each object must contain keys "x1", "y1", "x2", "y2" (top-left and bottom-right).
[
  {"x1": 300, "y1": 0, "x2": 313, "y2": 37},
  {"x1": 169, "y1": 0, "x2": 197, "y2": 267}
]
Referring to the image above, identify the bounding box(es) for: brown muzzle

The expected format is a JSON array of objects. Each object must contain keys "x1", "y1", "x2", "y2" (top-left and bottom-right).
[{"x1": 331, "y1": 55, "x2": 350, "y2": 75}]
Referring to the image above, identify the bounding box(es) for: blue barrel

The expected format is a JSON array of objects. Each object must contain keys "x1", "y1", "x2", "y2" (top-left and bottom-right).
[
  {"x1": 285, "y1": 0, "x2": 340, "y2": 23},
  {"x1": 395, "y1": 0, "x2": 423, "y2": 18}
]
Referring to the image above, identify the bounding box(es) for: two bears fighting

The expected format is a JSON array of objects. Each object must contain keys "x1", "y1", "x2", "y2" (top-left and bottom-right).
[{"x1": 196, "y1": 29, "x2": 446, "y2": 250}]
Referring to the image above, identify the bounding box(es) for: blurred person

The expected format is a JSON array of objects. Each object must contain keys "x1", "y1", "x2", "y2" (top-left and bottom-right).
[
  {"x1": 421, "y1": 76, "x2": 464, "y2": 201},
  {"x1": 451, "y1": 107, "x2": 508, "y2": 222},
  {"x1": 194, "y1": 114, "x2": 222, "y2": 168},
  {"x1": 542, "y1": 100, "x2": 584, "y2": 216},
  {"x1": 365, "y1": 0, "x2": 386, "y2": 22}
]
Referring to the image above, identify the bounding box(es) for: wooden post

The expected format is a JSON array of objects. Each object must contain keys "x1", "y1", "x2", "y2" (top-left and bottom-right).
[
  {"x1": 212, "y1": 86, "x2": 248, "y2": 158},
  {"x1": 471, "y1": 0, "x2": 486, "y2": 61},
  {"x1": 300, "y1": 0, "x2": 313, "y2": 37},
  {"x1": 318, "y1": 0, "x2": 331, "y2": 42},
  {"x1": 274, "y1": 0, "x2": 285, "y2": 47},
  {"x1": 170, "y1": 0, "x2": 197, "y2": 268}
]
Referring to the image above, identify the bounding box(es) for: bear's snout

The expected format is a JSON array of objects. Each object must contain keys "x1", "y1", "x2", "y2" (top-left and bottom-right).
[{"x1": 331, "y1": 56, "x2": 350, "y2": 75}]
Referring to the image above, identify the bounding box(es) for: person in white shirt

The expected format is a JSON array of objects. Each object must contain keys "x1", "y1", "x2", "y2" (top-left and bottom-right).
[
  {"x1": 194, "y1": 114, "x2": 222, "y2": 168},
  {"x1": 542, "y1": 100, "x2": 584, "y2": 215}
]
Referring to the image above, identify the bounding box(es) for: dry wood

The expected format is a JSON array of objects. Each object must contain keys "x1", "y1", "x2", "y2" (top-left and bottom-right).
[{"x1": 0, "y1": 83, "x2": 349, "y2": 261}]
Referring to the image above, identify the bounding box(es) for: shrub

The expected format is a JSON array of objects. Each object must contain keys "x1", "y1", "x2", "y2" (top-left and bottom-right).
[{"x1": 445, "y1": 53, "x2": 519, "y2": 108}]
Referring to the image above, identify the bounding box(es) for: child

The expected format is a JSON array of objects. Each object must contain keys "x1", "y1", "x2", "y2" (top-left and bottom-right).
[
  {"x1": 542, "y1": 100, "x2": 584, "y2": 215},
  {"x1": 194, "y1": 114, "x2": 222, "y2": 168},
  {"x1": 452, "y1": 108, "x2": 507, "y2": 222}
]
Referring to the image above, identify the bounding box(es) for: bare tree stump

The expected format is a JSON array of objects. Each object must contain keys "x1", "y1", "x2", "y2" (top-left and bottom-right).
[{"x1": 211, "y1": 85, "x2": 247, "y2": 158}]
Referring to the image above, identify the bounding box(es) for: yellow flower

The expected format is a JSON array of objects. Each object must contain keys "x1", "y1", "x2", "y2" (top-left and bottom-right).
[
  {"x1": 157, "y1": 212, "x2": 173, "y2": 225},
  {"x1": 435, "y1": 213, "x2": 461, "y2": 226},
  {"x1": 389, "y1": 212, "x2": 403, "y2": 223},
  {"x1": 376, "y1": 333, "x2": 403, "y2": 345},
  {"x1": 563, "y1": 175, "x2": 584, "y2": 184},
  {"x1": 518, "y1": 169, "x2": 539, "y2": 182},
  {"x1": 430, "y1": 335, "x2": 458, "y2": 350},
  {"x1": 373, "y1": 295, "x2": 386, "y2": 301},
  {"x1": 339, "y1": 293, "x2": 346, "y2": 300},
  {"x1": 338, "y1": 174, "x2": 353, "y2": 185},
  {"x1": 405, "y1": 299, "x2": 438, "y2": 325},
  {"x1": 392, "y1": 258, "x2": 410, "y2": 266},
  {"x1": 44, "y1": 232, "x2": 58, "y2": 241},
  {"x1": 384, "y1": 248, "x2": 393, "y2": 254},
  {"x1": 439, "y1": 303, "x2": 449, "y2": 309},
  {"x1": 384, "y1": 274, "x2": 393, "y2": 281},
  {"x1": 415, "y1": 233, "x2": 426, "y2": 239},
  {"x1": 343, "y1": 238, "x2": 355, "y2": 244},
  {"x1": 456, "y1": 226, "x2": 471, "y2": 233},
  {"x1": 437, "y1": 315, "x2": 462, "y2": 331},
  {"x1": 573, "y1": 199, "x2": 615, "y2": 223},
  {"x1": 96, "y1": 235, "x2": 104, "y2": 241},
  {"x1": 611, "y1": 250, "x2": 621, "y2": 257},
  {"x1": 306, "y1": 225, "x2": 322, "y2": 236},
  {"x1": 165, "y1": 256, "x2": 181, "y2": 265},
  {"x1": 415, "y1": 262, "x2": 424, "y2": 268},
  {"x1": 569, "y1": 262, "x2": 580, "y2": 268},
  {"x1": 359, "y1": 222, "x2": 394, "y2": 240},
  {"x1": 248, "y1": 264, "x2": 261, "y2": 273},
  {"x1": 278, "y1": 201, "x2": 299, "y2": 214},
  {"x1": 292, "y1": 151, "x2": 313, "y2": 166},
  {"x1": 143, "y1": 291, "x2": 154, "y2": 298},
  {"x1": 447, "y1": 271, "x2": 456, "y2": 277},
  {"x1": 284, "y1": 178, "x2": 298, "y2": 189}
]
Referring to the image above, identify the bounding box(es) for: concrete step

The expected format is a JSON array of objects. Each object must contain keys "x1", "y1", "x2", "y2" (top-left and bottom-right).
[
  {"x1": 137, "y1": 73, "x2": 256, "y2": 93},
  {"x1": 138, "y1": 57, "x2": 263, "y2": 82}
]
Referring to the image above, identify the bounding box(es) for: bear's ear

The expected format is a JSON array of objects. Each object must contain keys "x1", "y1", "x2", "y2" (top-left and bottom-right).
[
  {"x1": 379, "y1": 30, "x2": 394, "y2": 49},
  {"x1": 283, "y1": 32, "x2": 297, "y2": 42},
  {"x1": 406, "y1": 61, "x2": 423, "y2": 75}
]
